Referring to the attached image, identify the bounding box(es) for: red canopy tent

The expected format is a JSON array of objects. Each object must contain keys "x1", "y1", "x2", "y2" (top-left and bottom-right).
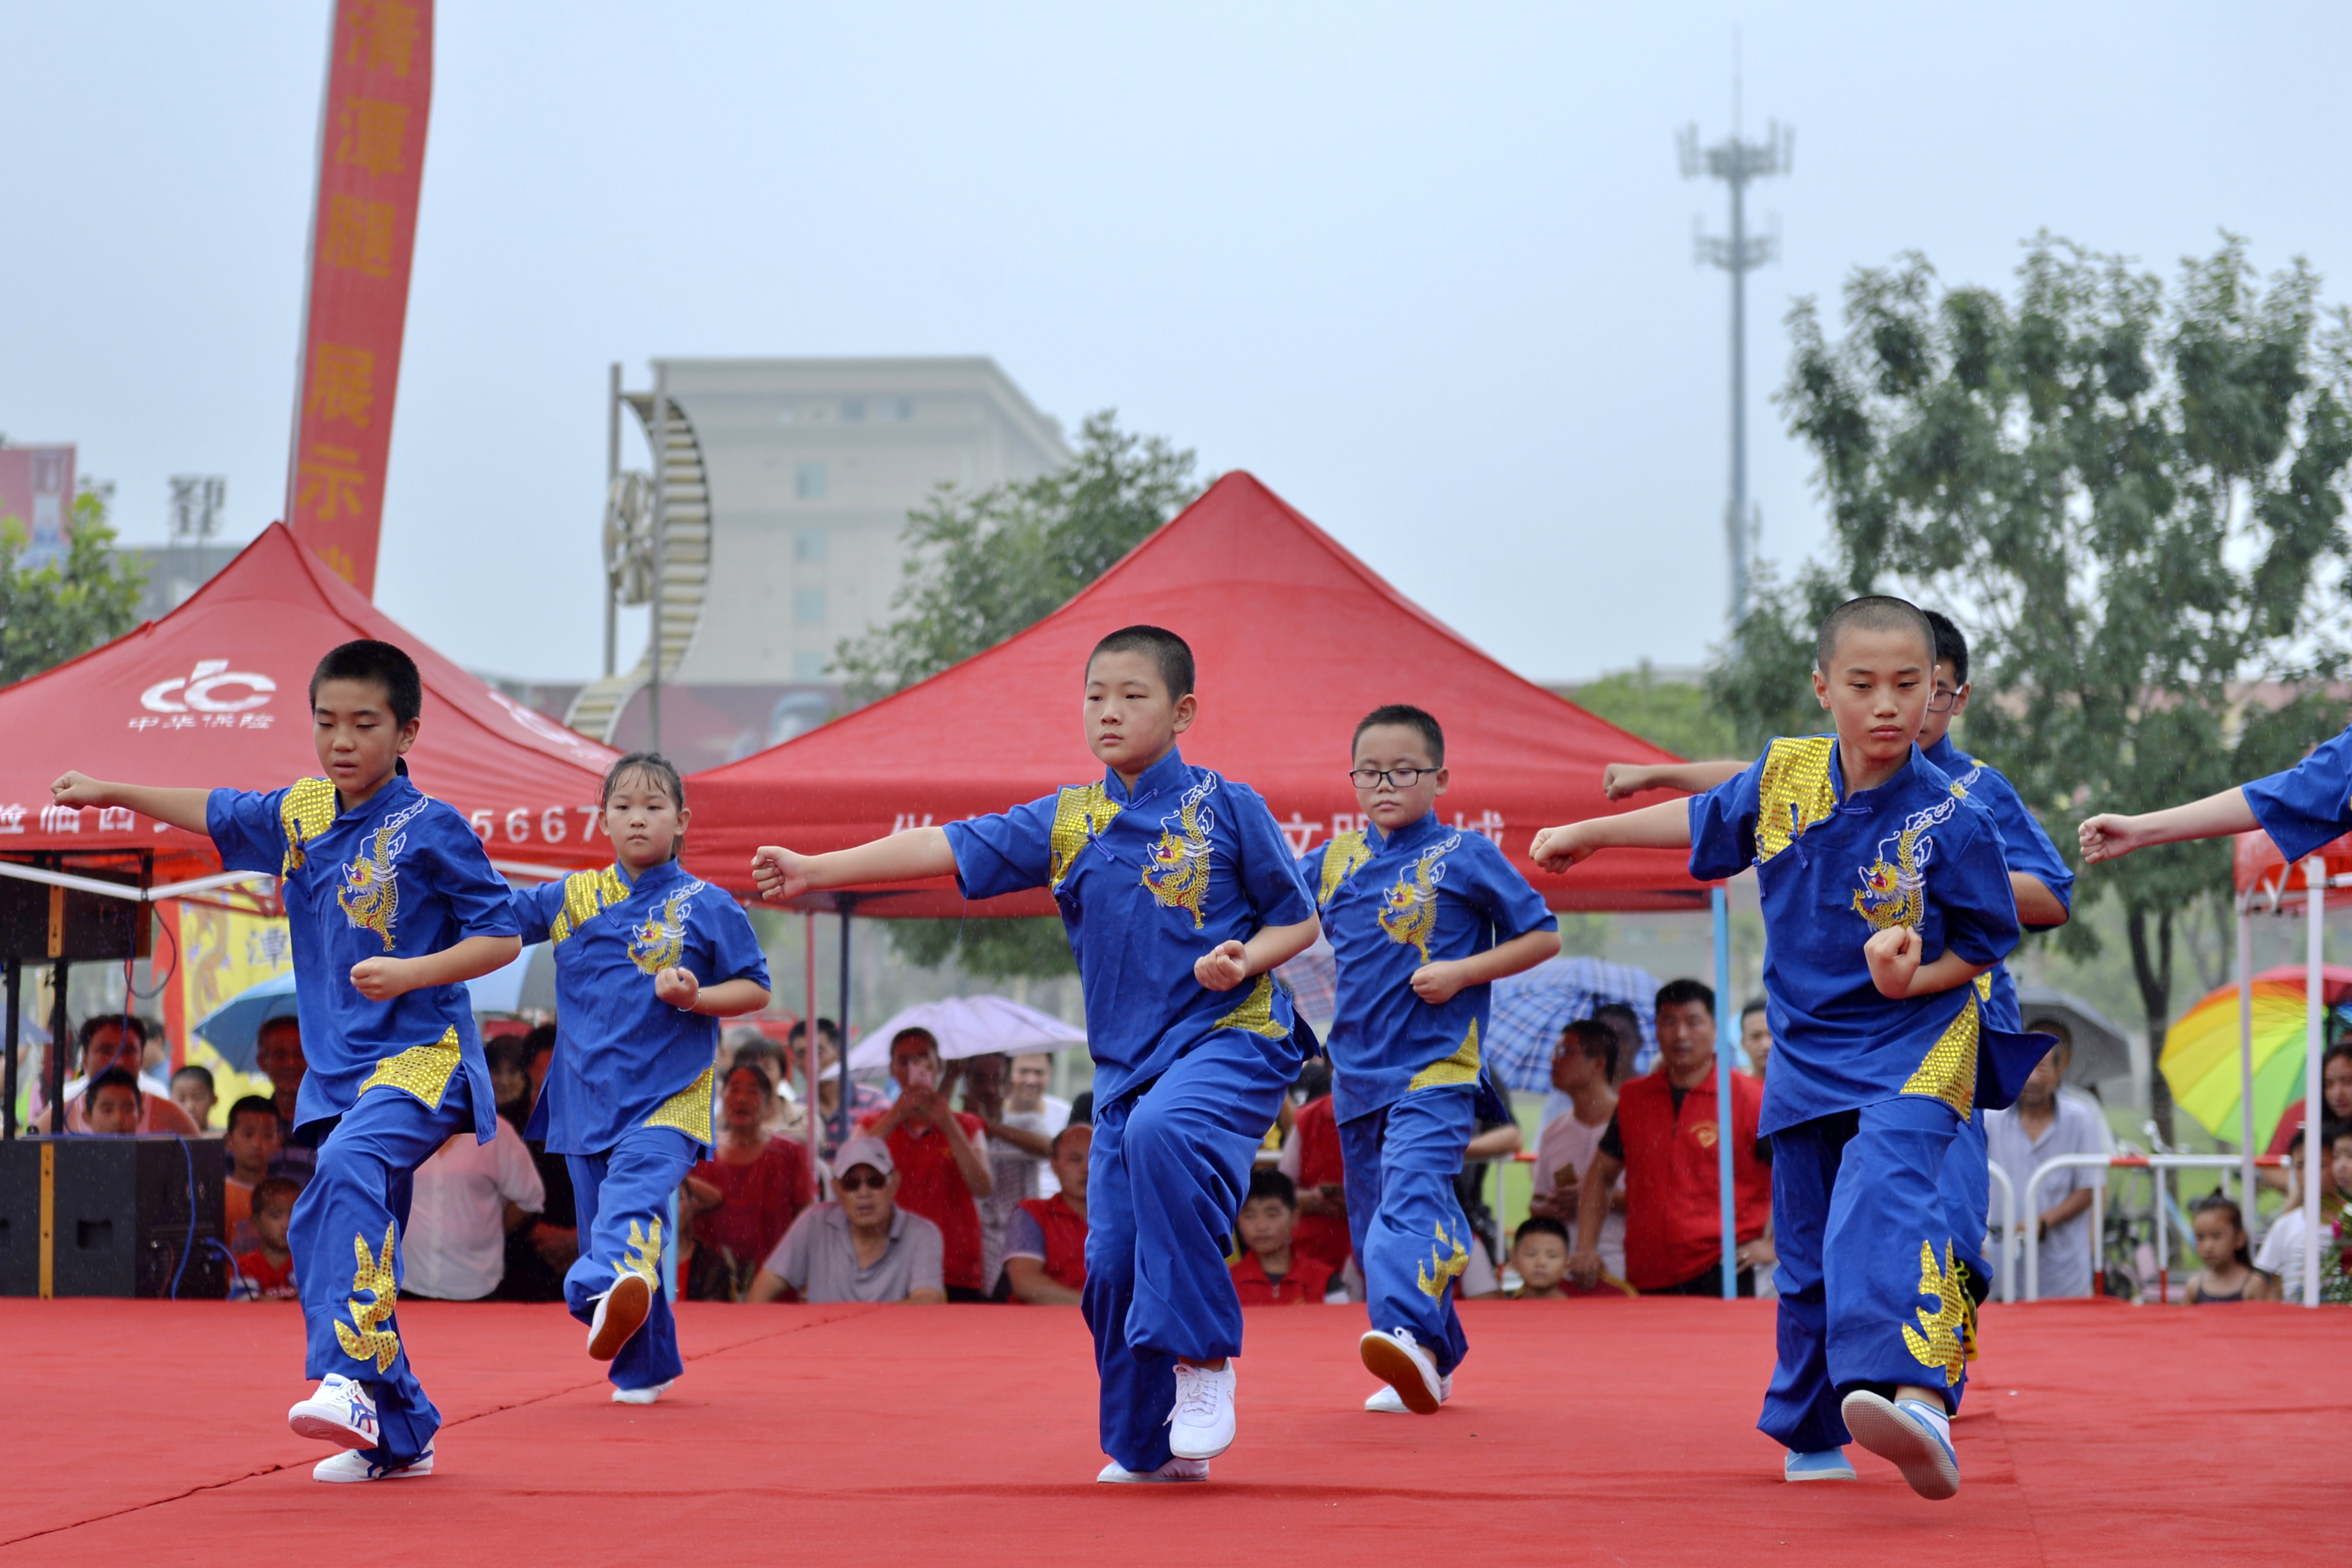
[
  {"x1": 0, "y1": 523, "x2": 620, "y2": 1128},
  {"x1": 684, "y1": 471, "x2": 1710, "y2": 910},
  {"x1": 2230, "y1": 824, "x2": 2352, "y2": 1307}
]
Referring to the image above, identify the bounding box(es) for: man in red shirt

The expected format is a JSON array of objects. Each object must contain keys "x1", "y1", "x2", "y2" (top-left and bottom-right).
[
  {"x1": 1569, "y1": 979, "x2": 1772, "y2": 1296},
  {"x1": 1279, "y1": 1089, "x2": 1353, "y2": 1277},
  {"x1": 861, "y1": 1028, "x2": 995, "y2": 1301},
  {"x1": 1005, "y1": 1125, "x2": 1091, "y2": 1303},
  {"x1": 1231, "y1": 1170, "x2": 1337, "y2": 1305}
]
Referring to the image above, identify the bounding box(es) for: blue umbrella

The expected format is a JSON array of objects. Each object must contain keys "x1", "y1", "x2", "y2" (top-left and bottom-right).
[
  {"x1": 191, "y1": 970, "x2": 301, "y2": 1072},
  {"x1": 1484, "y1": 956, "x2": 1660, "y2": 1093}
]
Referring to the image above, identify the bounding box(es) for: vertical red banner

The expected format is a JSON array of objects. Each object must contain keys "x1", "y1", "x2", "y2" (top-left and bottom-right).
[{"x1": 284, "y1": 0, "x2": 432, "y2": 599}]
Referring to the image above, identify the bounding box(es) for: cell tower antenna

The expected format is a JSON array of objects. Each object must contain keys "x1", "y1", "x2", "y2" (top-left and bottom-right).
[{"x1": 1679, "y1": 37, "x2": 1791, "y2": 630}]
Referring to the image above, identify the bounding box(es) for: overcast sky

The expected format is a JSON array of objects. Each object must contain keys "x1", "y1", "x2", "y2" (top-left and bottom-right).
[{"x1": 7, "y1": 2, "x2": 2349, "y2": 685}]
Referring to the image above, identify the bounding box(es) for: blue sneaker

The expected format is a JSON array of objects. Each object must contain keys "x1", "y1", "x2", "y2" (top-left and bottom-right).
[
  {"x1": 1783, "y1": 1448, "x2": 1856, "y2": 1481},
  {"x1": 1840, "y1": 1391, "x2": 1960, "y2": 1500}
]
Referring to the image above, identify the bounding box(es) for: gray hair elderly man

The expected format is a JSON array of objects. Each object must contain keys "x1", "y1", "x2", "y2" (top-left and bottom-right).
[{"x1": 749, "y1": 1135, "x2": 946, "y2": 1305}]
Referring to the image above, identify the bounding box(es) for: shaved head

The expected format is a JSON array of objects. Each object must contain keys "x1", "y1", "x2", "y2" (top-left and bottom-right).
[{"x1": 1816, "y1": 595, "x2": 1934, "y2": 676}]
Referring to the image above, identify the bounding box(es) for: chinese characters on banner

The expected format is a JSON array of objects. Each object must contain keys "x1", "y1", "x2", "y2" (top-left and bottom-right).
[
  {"x1": 162, "y1": 901, "x2": 297, "y2": 1105},
  {"x1": 284, "y1": 0, "x2": 432, "y2": 599}
]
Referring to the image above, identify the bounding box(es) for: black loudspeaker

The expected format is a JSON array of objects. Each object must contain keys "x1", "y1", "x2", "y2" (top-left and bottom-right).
[
  {"x1": 0, "y1": 877, "x2": 153, "y2": 963},
  {"x1": 0, "y1": 1135, "x2": 226, "y2": 1298}
]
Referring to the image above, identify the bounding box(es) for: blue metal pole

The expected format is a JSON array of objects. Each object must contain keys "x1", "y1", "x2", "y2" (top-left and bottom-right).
[{"x1": 1713, "y1": 885, "x2": 1737, "y2": 1300}]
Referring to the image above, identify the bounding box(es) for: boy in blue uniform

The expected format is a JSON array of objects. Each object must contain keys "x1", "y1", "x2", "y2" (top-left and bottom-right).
[
  {"x1": 1534, "y1": 597, "x2": 2045, "y2": 1501},
  {"x1": 54, "y1": 640, "x2": 521, "y2": 1483},
  {"x1": 509, "y1": 752, "x2": 771, "y2": 1403},
  {"x1": 1298, "y1": 704, "x2": 1558, "y2": 1413},
  {"x1": 752, "y1": 626, "x2": 1319, "y2": 1484}
]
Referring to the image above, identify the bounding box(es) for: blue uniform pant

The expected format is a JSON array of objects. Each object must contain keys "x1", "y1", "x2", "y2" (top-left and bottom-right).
[
  {"x1": 290, "y1": 1074, "x2": 475, "y2": 1469},
  {"x1": 1083, "y1": 1027, "x2": 1297, "y2": 1474},
  {"x1": 1338, "y1": 1086, "x2": 1475, "y2": 1376},
  {"x1": 1936, "y1": 1107, "x2": 1994, "y2": 1399},
  {"x1": 1759, "y1": 1095, "x2": 1968, "y2": 1454},
  {"x1": 564, "y1": 1128, "x2": 697, "y2": 1392}
]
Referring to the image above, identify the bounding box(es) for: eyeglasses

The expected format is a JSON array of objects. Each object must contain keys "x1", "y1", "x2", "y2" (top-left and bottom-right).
[
  {"x1": 1348, "y1": 766, "x2": 1434, "y2": 790},
  {"x1": 835, "y1": 1170, "x2": 888, "y2": 1192},
  {"x1": 1925, "y1": 687, "x2": 1961, "y2": 713}
]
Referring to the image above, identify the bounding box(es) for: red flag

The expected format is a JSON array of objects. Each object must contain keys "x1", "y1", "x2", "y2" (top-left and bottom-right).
[{"x1": 284, "y1": 0, "x2": 432, "y2": 599}]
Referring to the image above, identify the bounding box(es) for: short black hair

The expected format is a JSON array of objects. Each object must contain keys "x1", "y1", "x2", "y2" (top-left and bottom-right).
[
  {"x1": 786, "y1": 1018, "x2": 841, "y2": 1046},
  {"x1": 1088, "y1": 624, "x2": 1195, "y2": 700},
  {"x1": 1922, "y1": 608, "x2": 1969, "y2": 687},
  {"x1": 1049, "y1": 1123, "x2": 1092, "y2": 1160},
  {"x1": 1514, "y1": 1214, "x2": 1571, "y2": 1247},
  {"x1": 521, "y1": 1022, "x2": 557, "y2": 1062},
  {"x1": 1353, "y1": 704, "x2": 1445, "y2": 766},
  {"x1": 722, "y1": 1061, "x2": 775, "y2": 1099},
  {"x1": 483, "y1": 1034, "x2": 534, "y2": 1080},
  {"x1": 310, "y1": 639, "x2": 423, "y2": 728},
  {"x1": 1655, "y1": 978, "x2": 1716, "y2": 1019},
  {"x1": 2325, "y1": 1118, "x2": 2352, "y2": 1153},
  {"x1": 733, "y1": 1038, "x2": 786, "y2": 1073},
  {"x1": 78, "y1": 1013, "x2": 150, "y2": 1051},
  {"x1": 255, "y1": 1014, "x2": 301, "y2": 1046},
  {"x1": 226, "y1": 1095, "x2": 279, "y2": 1134},
  {"x1": 170, "y1": 1064, "x2": 214, "y2": 1091},
  {"x1": 252, "y1": 1176, "x2": 302, "y2": 1215},
  {"x1": 1561, "y1": 1016, "x2": 1620, "y2": 1080},
  {"x1": 1740, "y1": 997, "x2": 1769, "y2": 1022},
  {"x1": 1814, "y1": 595, "x2": 1934, "y2": 677},
  {"x1": 85, "y1": 1068, "x2": 141, "y2": 1104},
  {"x1": 1245, "y1": 1168, "x2": 1298, "y2": 1209}
]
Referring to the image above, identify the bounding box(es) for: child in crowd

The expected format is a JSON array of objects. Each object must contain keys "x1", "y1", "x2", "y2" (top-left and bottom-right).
[
  {"x1": 1536, "y1": 596, "x2": 2039, "y2": 1500},
  {"x1": 54, "y1": 639, "x2": 522, "y2": 1483},
  {"x1": 1231, "y1": 1170, "x2": 1337, "y2": 1305},
  {"x1": 1296, "y1": 703, "x2": 1559, "y2": 1416},
  {"x1": 173, "y1": 1065, "x2": 219, "y2": 1132},
  {"x1": 2184, "y1": 1194, "x2": 2274, "y2": 1304},
  {"x1": 1497, "y1": 1216, "x2": 1575, "y2": 1299},
  {"x1": 223, "y1": 1095, "x2": 285, "y2": 1252},
  {"x1": 754, "y1": 625, "x2": 1319, "y2": 1484},
  {"x1": 510, "y1": 752, "x2": 770, "y2": 1404},
  {"x1": 1004, "y1": 1124, "x2": 1092, "y2": 1304},
  {"x1": 84, "y1": 1070, "x2": 143, "y2": 1135},
  {"x1": 232, "y1": 1178, "x2": 303, "y2": 1301},
  {"x1": 1740, "y1": 1001, "x2": 1774, "y2": 1080},
  {"x1": 1529, "y1": 1018, "x2": 1626, "y2": 1281},
  {"x1": 2252, "y1": 1123, "x2": 2352, "y2": 1304}
]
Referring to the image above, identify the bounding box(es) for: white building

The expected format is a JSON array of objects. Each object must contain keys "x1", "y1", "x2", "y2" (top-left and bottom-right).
[{"x1": 567, "y1": 357, "x2": 1067, "y2": 768}]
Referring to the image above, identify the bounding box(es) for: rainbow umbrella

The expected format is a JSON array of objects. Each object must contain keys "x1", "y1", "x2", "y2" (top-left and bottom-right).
[{"x1": 2160, "y1": 965, "x2": 2352, "y2": 1145}]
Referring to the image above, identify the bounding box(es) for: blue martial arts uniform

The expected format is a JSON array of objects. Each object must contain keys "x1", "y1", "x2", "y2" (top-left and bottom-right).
[
  {"x1": 1688, "y1": 737, "x2": 2033, "y2": 1449},
  {"x1": 946, "y1": 746, "x2": 1315, "y2": 1474},
  {"x1": 510, "y1": 858, "x2": 770, "y2": 1391},
  {"x1": 208, "y1": 764, "x2": 518, "y2": 1468},
  {"x1": 1300, "y1": 813, "x2": 1555, "y2": 1375},
  {"x1": 1923, "y1": 735, "x2": 2076, "y2": 1323},
  {"x1": 2243, "y1": 722, "x2": 2352, "y2": 862}
]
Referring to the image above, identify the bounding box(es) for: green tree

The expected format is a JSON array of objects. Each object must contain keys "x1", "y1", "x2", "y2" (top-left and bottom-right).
[
  {"x1": 1731, "y1": 234, "x2": 2352, "y2": 1135},
  {"x1": 835, "y1": 411, "x2": 1205, "y2": 978},
  {"x1": 1, "y1": 486, "x2": 147, "y2": 688},
  {"x1": 1566, "y1": 660, "x2": 1739, "y2": 760}
]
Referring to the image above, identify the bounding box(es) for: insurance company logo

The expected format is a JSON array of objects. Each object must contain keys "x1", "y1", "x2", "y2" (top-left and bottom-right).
[{"x1": 131, "y1": 658, "x2": 279, "y2": 732}]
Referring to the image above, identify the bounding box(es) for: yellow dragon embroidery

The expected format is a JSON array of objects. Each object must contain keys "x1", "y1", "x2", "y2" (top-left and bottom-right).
[
  {"x1": 1417, "y1": 1219, "x2": 1470, "y2": 1298},
  {"x1": 337, "y1": 799, "x2": 430, "y2": 951},
  {"x1": 1141, "y1": 775, "x2": 1217, "y2": 929},
  {"x1": 335, "y1": 1224, "x2": 402, "y2": 1373},
  {"x1": 627, "y1": 880, "x2": 700, "y2": 975},
  {"x1": 1851, "y1": 796, "x2": 1960, "y2": 931},
  {"x1": 1900, "y1": 1239, "x2": 1968, "y2": 1386},
  {"x1": 622, "y1": 1218, "x2": 663, "y2": 1287},
  {"x1": 1378, "y1": 834, "x2": 1460, "y2": 962}
]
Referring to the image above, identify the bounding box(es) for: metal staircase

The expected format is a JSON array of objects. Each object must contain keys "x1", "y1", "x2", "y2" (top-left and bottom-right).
[{"x1": 565, "y1": 392, "x2": 713, "y2": 743}]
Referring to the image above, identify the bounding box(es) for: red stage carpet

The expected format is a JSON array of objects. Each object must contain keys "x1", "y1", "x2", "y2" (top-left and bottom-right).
[{"x1": 0, "y1": 1296, "x2": 2335, "y2": 1564}]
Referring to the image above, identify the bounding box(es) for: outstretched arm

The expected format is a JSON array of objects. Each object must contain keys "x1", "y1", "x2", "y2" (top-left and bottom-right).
[
  {"x1": 752, "y1": 828, "x2": 956, "y2": 902},
  {"x1": 51, "y1": 774, "x2": 213, "y2": 836},
  {"x1": 2012, "y1": 873, "x2": 2070, "y2": 927},
  {"x1": 1530, "y1": 800, "x2": 1693, "y2": 873},
  {"x1": 1193, "y1": 915, "x2": 1321, "y2": 993},
  {"x1": 2078, "y1": 788, "x2": 2257, "y2": 864},
  {"x1": 349, "y1": 934, "x2": 522, "y2": 1002},
  {"x1": 1409, "y1": 927, "x2": 1561, "y2": 1005},
  {"x1": 1602, "y1": 759, "x2": 1749, "y2": 802}
]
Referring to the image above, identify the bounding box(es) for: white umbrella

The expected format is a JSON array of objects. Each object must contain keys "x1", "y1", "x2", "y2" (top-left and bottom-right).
[{"x1": 847, "y1": 995, "x2": 1086, "y2": 1073}]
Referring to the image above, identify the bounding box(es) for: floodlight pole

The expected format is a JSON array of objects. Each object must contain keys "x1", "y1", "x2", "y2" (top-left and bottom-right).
[{"x1": 1680, "y1": 82, "x2": 1790, "y2": 631}]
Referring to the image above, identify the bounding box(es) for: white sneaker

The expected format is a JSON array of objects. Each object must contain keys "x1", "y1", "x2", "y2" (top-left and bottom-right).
[
  {"x1": 1359, "y1": 1329, "x2": 1445, "y2": 1415},
  {"x1": 1365, "y1": 1369, "x2": 1452, "y2": 1414},
  {"x1": 1097, "y1": 1456, "x2": 1210, "y2": 1483},
  {"x1": 313, "y1": 1446, "x2": 433, "y2": 1483},
  {"x1": 1166, "y1": 1360, "x2": 1237, "y2": 1459},
  {"x1": 288, "y1": 1375, "x2": 380, "y2": 1450},
  {"x1": 1841, "y1": 1391, "x2": 1960, "y2": 1500},
  {"x1": 612, "y1": 1379, "x2": 675, "y2": 1406},
  {"x1": 588, "y1": 1273, "x2": 653, "y2": 1362}
]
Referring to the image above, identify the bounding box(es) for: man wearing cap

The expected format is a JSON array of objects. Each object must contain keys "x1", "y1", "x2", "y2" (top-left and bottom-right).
[{"x1": 747, "y1": 1135, "x2": 947, "y2": 1305}]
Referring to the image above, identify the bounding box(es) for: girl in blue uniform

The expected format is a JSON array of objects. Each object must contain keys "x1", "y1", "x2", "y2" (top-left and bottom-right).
[{"x1": 510, "y1": 753, "x2": 771, "y2": 1401}]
